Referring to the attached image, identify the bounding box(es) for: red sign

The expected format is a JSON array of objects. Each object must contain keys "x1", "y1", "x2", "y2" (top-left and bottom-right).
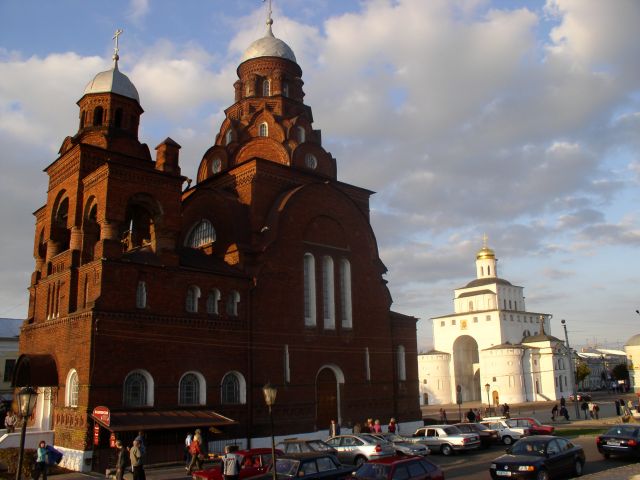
[
  {"x1": 92, "y1": 406, "x2": 111, "y2": 426},
  {"x1": 110, "y1": 433, "x2": 117, "y2": 448},
  {"x1": 93, "y1": 424, "x2": 100, "y2": 446}
]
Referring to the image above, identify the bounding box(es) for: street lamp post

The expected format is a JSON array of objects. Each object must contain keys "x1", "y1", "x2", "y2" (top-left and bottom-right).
[
  {"x1": 484, "y1": 383, "x2": 491, "y2": 417},
  {"x1": 16, "y1": 387, "x2": 37, "y2": 480},
  {"x1": 262, "y1": 383, "x2": 278, "y2": 480},
  {"x1": 561, "y1": 320, "x2": 580, "y2": 420}
]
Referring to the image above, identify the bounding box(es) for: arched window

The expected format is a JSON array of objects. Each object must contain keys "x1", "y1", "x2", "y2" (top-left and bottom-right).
[
  {"x1": 225, "y1": 130, "x2": 233, "y2": 145},
  {"x1": 80, "y1": 111, "x2": 86, "y2": 129},
  {"x1": 259, "y1": 122, "x2": 268, "y2": 137},
  {"x1": 187, "y1": 220, "x2": 216, "y2": 248},
  {"x1": 322, "y1": 256, "x2": 335, "y2": 329},
  {"x1": 226, "y1": 290, "x2": 240, "y2": 316},
  {"x1": 297, "y1": 126, "x2": 305, "y2": 143},
  {"x1": 123, "y1": 370, "x2": 154, "y2": 407},
  {"x1": 211, "y1": 158, "x2": 222, "y2": 174},
  {"x1": 114, "y1": 108, "x2": 123, "y2": 128},
  {"x1": 93, "y1": 106, "x2": 103, "y2": 126},
  {"x1": 136, "y1": 281, "x2": 147, "y2": 309},
  {"x1": 340, "y1": 259, "x2": 352, "y2": 328},
  {"x1": 282, "y1": 81, "x2": 289, "y2": 97},
  {"x1": 397, "y1": 345, "x2": 406, "y2": 381},
  {"x1": 304, "y1": 253, "x2": 316, "y2": 326},
  {"x1": 262, "y1": 79, "x2": 270, "y2": 96},
  {"x1": 179, "y1": 372, "x2": 205, "y2": 405},
  {"x1": 221, "y1": 371, "x2": 246, "y2": 404},
  {"x1": 186, "y1": 285, "x2": 201, "y2": 313},
  {"x1": 66, "y1": 369, "x2": 79, "y2": 407},
  {"x1": 468, "y1": 301, "x2": 474, "y2": 312},
  {"x1": 207, "y1": 289, "x2": 220, "y2": 315},
  {"x1": 305, "y1": 153, "x2": 317, "y2": 169}
]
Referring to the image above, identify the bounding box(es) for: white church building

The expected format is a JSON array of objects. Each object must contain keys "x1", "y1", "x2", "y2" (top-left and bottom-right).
[{"x1": 419, "y1": 241, "x2": 572, "y2": 406}]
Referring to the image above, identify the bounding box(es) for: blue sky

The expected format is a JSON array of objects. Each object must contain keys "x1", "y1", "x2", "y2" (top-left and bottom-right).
[{"x1": 1, "y1": 0, "x2": 639, "y2": 351}]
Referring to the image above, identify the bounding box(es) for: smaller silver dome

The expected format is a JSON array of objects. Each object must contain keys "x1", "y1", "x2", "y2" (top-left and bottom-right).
[
  {"x1": 83, "y1": 61, "x2": 140, "y2": 103},
  {"x1": 625, "y1": 333, "x2": 640, "y2": 347},
  {"x1": 241, "y1": 23, "x2": 296, "y2": 64}
]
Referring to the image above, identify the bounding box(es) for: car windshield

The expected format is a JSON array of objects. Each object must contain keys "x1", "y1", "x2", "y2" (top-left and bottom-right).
[
  {"x1": 308, "y1": 441, "x2": 334, "y2": 451},
  {"x1": 529, "y1": 419, "x2": 542, "y2": 426},
  {"x1": 354, "y1": 463, "x2": 391, "y2": 480},
  {"x1": 274, "y1": 459, "x2": 300, "y2": 476},
  {"x1": 385, "y1": 434, "x2": 404, "y2": 442},
  {"x1": 360, "y1": 434, "x2": 381, "y2": 444},
  {"x1": 443, "y1": 427, "x2": 461, "y2": 435},
  {"x1": 605, "y1": 426, "x2": 639, "y2": 437},
  {"x1": 474, "y1": 424, "x2": 489, "y2": 431},
  {"x1": 511, "y1": 441, "x2": 547, "y2": 456}
]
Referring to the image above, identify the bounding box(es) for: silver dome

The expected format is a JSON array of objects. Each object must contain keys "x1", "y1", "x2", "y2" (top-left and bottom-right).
[
  {"x1": 625, "y1": 333, "x2": 640, "y2": 347},
  {"x1": 83, "y1": 61, "x2": 140, "y2": 103},
  {"x1": 241, "y1": 23, "x2": 296, "y2": 64}
]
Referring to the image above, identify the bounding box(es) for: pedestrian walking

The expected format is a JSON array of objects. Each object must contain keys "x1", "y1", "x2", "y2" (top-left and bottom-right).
[
  {"x1": 373, "y1": 419, "x2": 382, "y2": 433},
  {"x1": 33, "y1": 440, "x2": 49, "y2": 480},
  {"x1": 588, "y1": 401, "x2": 594, "y2": 419},
  {"x1": 560, "y1": 405, "x2": 569, "y2": 421},
  {"x1": 353, "y1": 422, "x2": 362, "y2": 434},
  {"x1": 4, "y1": 410, "x2": 17, "y2": 433},
  {"x1": 614, "y1": 399, "x2": 621, "y2": 416},
  {"x1": 551, "y1": 404, "x2": 558, "y2": 422},
  {"x1": 580, "y1": 401, "x2": 589, "y2": 419},
  {"x1": 502, "y1": 403, "x2": 510, "y2": 419},
  {"x1": 129, "y1": 439, "x2": 145, "y2": 480},
  {"x1": 560, "y1": 396, "x2": 566, "y2": 408},
  {"x1": 185, "y1": 431, "x2": 193, "y2": 466},
  {"x1": 115, "y1": 440, "x2": 127, "y2": 480},
  {"x1": 222, "y1": 445, "x2": 241, "y2": 480},
  {"x1": 187, "y1": 429, "x2": 203, "y2": 474},
  {"x1": 329, "y1": 419, "x2": 340, "y2": 437},
  {"x1": 466, "y1": 408, "x2": 476, "y2": 423},
  {"x1": 387, "y1": 418, "x2": 397, "y2": 433},
  {"x1": 593, "y1": 403, "x2": 600, "y2": 420}
]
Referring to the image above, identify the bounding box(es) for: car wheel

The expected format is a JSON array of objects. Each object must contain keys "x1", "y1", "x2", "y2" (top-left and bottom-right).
[
  {"x1": 536, "y1": 469, "x2": 549, "y2": 480},
  {"x1": 502, "y1": 436, "x2": 513, "y2": 445},
  {"x1": 574, "y1": 459, "x2": 584, "y2": 476},
  {"x1": 354, "y1": 456, "x2": 366, "y2": 467},
  {"x1": 440, "y1": 444, "x2": 453, "y2": 456}
]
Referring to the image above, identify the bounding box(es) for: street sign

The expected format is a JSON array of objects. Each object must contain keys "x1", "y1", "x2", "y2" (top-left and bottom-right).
[
  {"x1": 93, "y1": 424, "x2": 100, "y2": 446},
  {"x1": 110, "y1": 432, "x2": 117, "y2": 448},
  {"x1": 456, "y1": 385, "x2": 462, "y2": 405},
  {"x1": 92, "y1": 406, "x2": 111, "y2": 426}
]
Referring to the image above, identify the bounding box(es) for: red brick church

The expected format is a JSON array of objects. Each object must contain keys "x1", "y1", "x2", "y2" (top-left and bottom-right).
[{"x1": 16, "y1": 13, "x2": 420, "y2": 472}]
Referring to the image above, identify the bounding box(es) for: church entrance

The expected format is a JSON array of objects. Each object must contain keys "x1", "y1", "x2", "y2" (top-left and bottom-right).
[
  {"x1": 453, "y1": 335, "x2": 480, "y2": 402},
  {"x1": 316, "y1": 367, "x2": 340, "y2": 430}
]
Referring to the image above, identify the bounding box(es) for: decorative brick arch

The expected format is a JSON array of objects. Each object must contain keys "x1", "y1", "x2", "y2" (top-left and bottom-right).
[{"x1": 234, "y1": 137, "x2": 290, "y2": 166}]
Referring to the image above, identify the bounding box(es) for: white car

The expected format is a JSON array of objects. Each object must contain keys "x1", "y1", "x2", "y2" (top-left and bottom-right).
[
  {"x1": 411, "y1": 425, "x2": 481, "y2": 456},
  {"x1": 480, "y1": 420, "x2": 528, "y2": 445}
]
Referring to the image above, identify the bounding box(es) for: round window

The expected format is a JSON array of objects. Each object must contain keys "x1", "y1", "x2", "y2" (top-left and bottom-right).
[
  {"x1": 212, "y1": 158, "x2": 222, "y2": 174},
  {"x1": 305, "y1": 153, "x2": 317, "y2": 169}
]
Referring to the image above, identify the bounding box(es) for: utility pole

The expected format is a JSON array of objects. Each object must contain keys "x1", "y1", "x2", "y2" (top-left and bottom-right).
[{"x1": 561, "y1": 319, "x2": 580, "y2": 419}]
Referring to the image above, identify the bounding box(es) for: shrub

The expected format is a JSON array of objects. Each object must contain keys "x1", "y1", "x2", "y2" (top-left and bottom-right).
[{"x1": 0, "y1": 448, "x2": 36, "y2": 478}]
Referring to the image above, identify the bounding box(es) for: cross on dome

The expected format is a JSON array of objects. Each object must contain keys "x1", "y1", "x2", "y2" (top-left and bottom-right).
[{"x1": 112, "y1": 28, "x2": 123, "y2": 64}]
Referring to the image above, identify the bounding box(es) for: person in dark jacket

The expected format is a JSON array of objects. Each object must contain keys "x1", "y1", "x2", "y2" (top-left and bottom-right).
[
  {"x1": 466, "y1": 408, "x2": 476, "y2": 423},
  {"x1": 581, "y1": 401, "x2": 589, "y2": 419},
  {"x1": 115, "y1": 440, "x2": 127, "y2": 480}
]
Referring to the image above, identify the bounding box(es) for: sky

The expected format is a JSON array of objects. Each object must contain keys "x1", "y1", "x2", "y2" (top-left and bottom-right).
[{"x1": 1, "y1": 0, "x2": 639, "y2": 352}]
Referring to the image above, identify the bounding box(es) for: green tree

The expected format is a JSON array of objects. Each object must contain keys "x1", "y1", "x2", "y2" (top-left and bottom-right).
[
  {"x1": 612, "y1": 363, "x2": 629, "y2": 381},
  {"x1": 576, "y1": 362, "x2": 591, "y2": 384}
]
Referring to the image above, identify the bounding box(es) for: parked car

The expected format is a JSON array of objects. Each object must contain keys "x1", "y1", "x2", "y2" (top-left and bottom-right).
[
  {"x1": 353, "y1": 455, "x2": 444, "y2": 480},
  {"x1": 249, "y1": 454, "x2": 356, "y2": 480},
  {"x1": 326, "y1": 434, "x2": 396, "y2": 466},
  {"x1": 596, "y1": 424, "x2": 640, "y2": 459},
  {"x1": 369, "y1": 433, "x2": 430, "y2": 456},
  {"x1": 569, "y1": 393, "x2": 592, "y2": 402},
  {"x1": 453, "y1": 423, "x2": 499, "y2": 448},
  {"x1": 507, "y1": 418, "x2": 555, "y2": 436},
  {"x1": 481, "y1": 420, "x2": 527, "y2": 445},
  {"x1": 411, "y1": 425, "x2": 481, "y2": 456},
  {"x1": 192, "y1": 448, "x2": 282, "y2": 480},
  {"x1": 489, "y1": 436, "x2": 585, "y2": 479},
  {"x1": 276, "y1": 438, "x2": 338, "y2": 456}
]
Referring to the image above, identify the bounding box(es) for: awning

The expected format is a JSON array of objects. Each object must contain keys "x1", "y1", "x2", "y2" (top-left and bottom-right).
[
  {"x1": 12, "y1": 354, "x2": 58, "y2": 387},
  {"x1": 90, "y1": 409, "x2": 237, "y2": 432}
]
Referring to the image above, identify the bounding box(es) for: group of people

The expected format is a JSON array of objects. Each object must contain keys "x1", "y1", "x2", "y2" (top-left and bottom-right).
[
  {"x1": 615, "y1": 398, "x2": 638, "y2": 417},
  {"x1": 185, "y1": 429, "x2": 205, "y2": 474},
  {"x1": 115, "y1": 431, "x2": 147, "y2": 480},
  {"x1": 350, "y1": 417, "x2": 398, "y2": 434}
]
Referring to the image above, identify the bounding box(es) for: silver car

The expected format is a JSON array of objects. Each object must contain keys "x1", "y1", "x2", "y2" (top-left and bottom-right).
[
  {"x1": 370, "y1": 433, "x2": 430, "y2": 456},
  {"x1": 325, "y1": 434, "x2": 396, "y2": 466},
  {"x1": 411, "y1": 425, "x2": 481, "y2": 456}
]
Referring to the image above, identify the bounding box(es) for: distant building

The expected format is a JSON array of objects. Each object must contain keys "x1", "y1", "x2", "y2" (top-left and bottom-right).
[
  {"x1": 576, "y1": 348, "x2": 628, "y2": 391},
  {"x1": 419, "y1": 240, "x2": 571, "y2": 406},
  {"x1": 0, "y1": 318, "x2": 21, "y2": 404},
  {"x1": 624, "y1": 335, "x2": 640, "y2": 392}
]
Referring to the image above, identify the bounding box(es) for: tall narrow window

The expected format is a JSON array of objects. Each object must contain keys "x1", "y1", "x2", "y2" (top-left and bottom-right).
[
  {"x1": 186, "y1": 285, "x2": 200, "y2": 313},
  {"x1": 66, "y1": 369, "x2": 79, "y2": 407},
  {"x1": 259, "y1": 122, "x2": 268, "y2": 137},
  {"x1": 187, "y1": 220, "x2": 215, "y2": 247},
  {"x1": 297, "y1": 126, "x2": 305, "y2": 143},
  {"x1": 284, "y1": 345, "x2": 290, "y2": 384},
  {"x1": 340, "y1": 259, "x2": 352, "y2": 328},
  {"x1": 322, "y1": 256, "x2": 335, "y2": 330},
  {"x1": 225, "y1": 130, "x2": 233, "y2": 145},
  {"x1": 82, "y1": 275, "x2": 89, "y2": 309},
  {"x1": 282, "y1": 81, "x2": 289, "y2": 97},
  {"x1": 365, "y1": 348, "x2": 371, "y2": 382},
  {"x1": 93, "y1": 106, "x2": 103, "y2": 126},
  {"x1": 221, "y1": 372, "x2": 246, "y2": 404},
  {"x1": 262, "y1": 79, "x2": 270, "y2": 96},
  {"x1": 397, "y1": 345, "x2": 406, "y2": 381},
  {"x1": 114, "y1": 108, "x2": 123, "y2": 128},
  {"x1": 226, "y1": 290, "x2": 240, "y2": 316},
  {"x1": 206, "y1": 289, "x2": 220, "y2": 315},
  {"x1": 304, "y1": 253, "x2": 316, "y2": 326},
  {"x1": 124, "y1": 371, "x2": 153, "y2": 407},
  {"x1": 136, "y1": 281, "x2": 147, "y2": 309}
]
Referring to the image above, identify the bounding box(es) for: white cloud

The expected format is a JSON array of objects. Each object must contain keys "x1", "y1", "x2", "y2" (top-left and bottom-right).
[{"x1": 128, "y1": 0, "x2": 150, "y2": 24}]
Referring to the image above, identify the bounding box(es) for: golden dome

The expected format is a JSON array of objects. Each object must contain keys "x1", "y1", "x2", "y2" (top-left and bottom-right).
[{"x1": 476, "y1": 234, "x2": 495, "y2": 259}]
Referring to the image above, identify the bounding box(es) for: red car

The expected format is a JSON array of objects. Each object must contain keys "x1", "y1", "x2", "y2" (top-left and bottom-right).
[
  {"x1": 353, "y1": 455, "x2": 444, "y2": 480},
  {"x1": 507, "y1": 417, "x2": 555, "y2": 435},
  {"x1": 192, "y1": 448, "x2": 283, "y2": 480}
]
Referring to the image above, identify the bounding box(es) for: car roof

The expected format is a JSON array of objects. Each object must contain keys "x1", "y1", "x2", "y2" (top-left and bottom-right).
[
  {"x1": 280, "y1": 439, "x2": 325, "y2": 443},
  {"x1": 365, "y1": 455, "x2": 423, "y2": 465},
  {"x1": 238, "y1": 448, "x2": 281, "y2": 455},
  {"x1": 517, "y1": 435, "x2": 557, "y2": 442},
  {"x1": 280, "y1": 453, "x2": 337, "y2": 460}
]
